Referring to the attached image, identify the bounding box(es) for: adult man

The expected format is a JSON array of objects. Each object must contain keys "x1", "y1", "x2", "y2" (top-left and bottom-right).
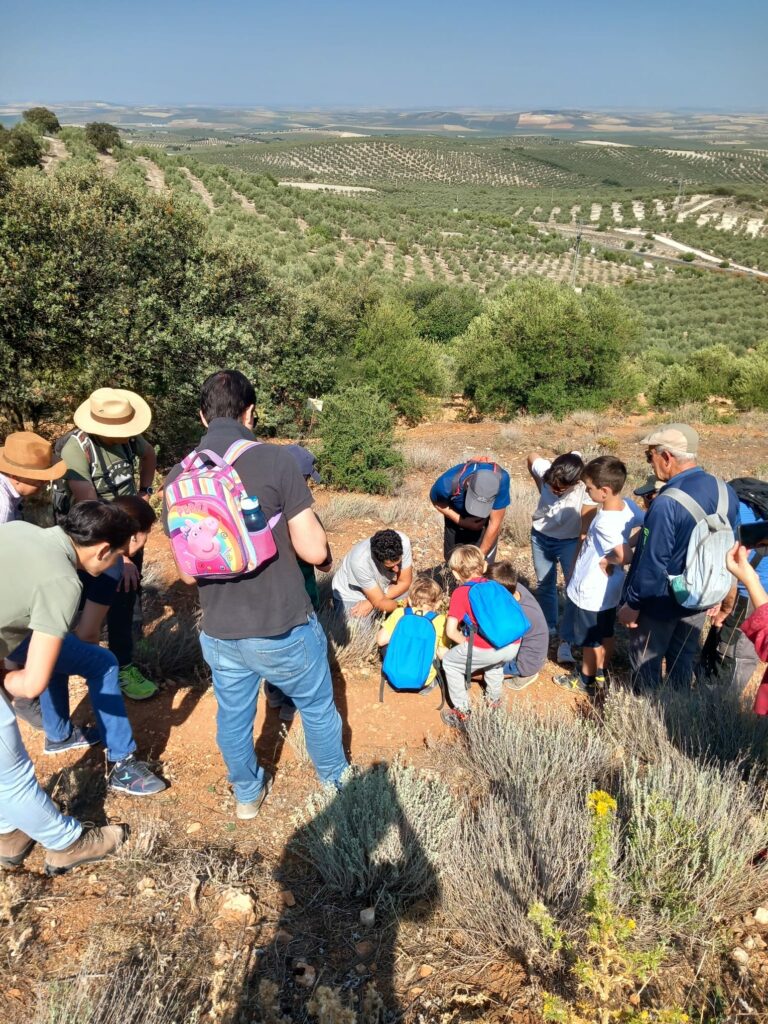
[
  {"x1": 163, "y1": 370, "x2": 348, "y2": 819},
  {"x1": 331, "y1": 529, "x2": 413, "y2": 618},
  {"x1": 58, "y1": 387, "x2": 158, "y2": 701},
  {"x1": 0, "y1": 431, "x2": 66, "y2": 525},
  {"x1": 0, "y1": 503, "x2": 135, "y2": 873},
  {"x1": 618, "y1": 424, "x2": 739, "y2": 688},
  {"x1": 429, "y1": 460, "x2": 511, "y2": 564}
]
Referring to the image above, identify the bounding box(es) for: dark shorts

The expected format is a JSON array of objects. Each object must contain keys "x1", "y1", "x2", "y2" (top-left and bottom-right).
[{"x1": 562, "y1": 601, "x2": 616, "y2": 648}]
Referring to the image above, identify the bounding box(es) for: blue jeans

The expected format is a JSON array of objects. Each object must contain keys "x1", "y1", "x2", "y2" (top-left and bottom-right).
[
  {"x1": 530, "y1": 530, "x2": 579, "y2": 633},
  {"x1": 13, "y1": 634, "x2": 136, "y2": 763},
  {"x1": 199, "y1": 615, "x2": 348, "y2": 802},
  {"x1": 0, "y1": 694, "x2": 81, "y2": 850}
]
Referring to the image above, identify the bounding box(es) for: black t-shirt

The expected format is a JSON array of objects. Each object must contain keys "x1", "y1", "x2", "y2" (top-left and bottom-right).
[{"x1": 163, "y1": 419, "x2": 313, "y2": 640}]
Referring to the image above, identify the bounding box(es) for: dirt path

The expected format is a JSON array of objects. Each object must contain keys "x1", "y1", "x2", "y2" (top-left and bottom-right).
[
  {"x1": 41, "y1": 135, "x2": 68, "y2": 174},
  {"x1": 179, "y1": 166, "x2": 215, "y2": 210},
  {"x1": 96, "y1": 152, "x2": 118, "y2": 177},
  {"x1": 137, "y1": 156, "x2": 167, "y2": 194},
  {"x1": 229, "y1": 185, "x2": 265, "y2": 217}
]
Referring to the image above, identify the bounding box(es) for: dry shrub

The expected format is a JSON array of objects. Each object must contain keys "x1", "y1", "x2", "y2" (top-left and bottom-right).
[
  {"x1": 402, "y1": 441, "x2": 444, "y2": 471},
  {"x1": 500, "y1": 478, "x2": 538, "y2": 547},
  {"x1": 377, "y1": 494, "x2": 424, "y2": 527},
  {"x1": 134, "y1": 610, "x2": 208, "y2": 684},
  {"x1": 443, "y1": 705, "x2": 612, "y2": 960},
  {"x1": 499, "y1": 422, "x2": 526, "y2": 444},
  {"x1": 291, "y1": 758, "x2": 458, "y2": 908},
  {"x1": 566, "y1": 410, "x2": 601, "y2": 430},
  {"x1": 318, "y1": 603, "x2": 379, "y2": 667},
  {"x1": 319, "y1": 495, "x2": 380, "y2": 532}
]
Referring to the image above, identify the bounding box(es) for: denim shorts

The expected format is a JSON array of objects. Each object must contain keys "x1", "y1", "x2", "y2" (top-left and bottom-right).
[{"x1": 562, "y1": 601, "x2": 616, "y2": 648}]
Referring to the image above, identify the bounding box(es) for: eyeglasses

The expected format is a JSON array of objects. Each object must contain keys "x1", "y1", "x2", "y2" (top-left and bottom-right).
[{"x1": 645, "y1": 449, "x2": 657, "y2": 464}]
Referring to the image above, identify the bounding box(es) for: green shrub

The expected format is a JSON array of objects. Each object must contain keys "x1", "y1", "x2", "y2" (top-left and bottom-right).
[
  {"x1": 0, "y1": 123, "x2": 43, "y2": 167},
  {"x1": 403, "y1": 281, "x2": 483, "y2": 341},
  {"x1": 291, "y1": 758, "x2": 457, "y2": 907},
  {"x1": 454, "y1": 278, "x2": 639, "y2": 418},
  {"x1": 734, "y1": 343, "x2": 768, "y2": 411},
  {"x1": 316, "y1": 384, "x2": 404, "y2": 494},
  {"x1": 84, "y1": 121, "x2": 122, "y2": 153},
  {"x1": 22, "y1": 106, "x2": 61, "y2": 134}
]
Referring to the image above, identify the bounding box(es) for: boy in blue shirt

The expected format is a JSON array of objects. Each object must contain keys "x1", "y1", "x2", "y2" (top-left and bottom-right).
[{"x1": 430, "y1": 460, "x2": 511, "y2": 565}]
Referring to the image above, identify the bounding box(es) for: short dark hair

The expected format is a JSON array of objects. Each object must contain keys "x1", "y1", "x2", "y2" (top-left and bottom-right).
[
  {"x1": 62, "y1": 500, "x2": 137, "y2": 550},
  {"x1": 113, "y1": 495, "x2": 157, "y2": 533},
  {"x1": 200, "y1": 370, "x2": 256, "y2": 422},
  {"x1": 370, "y1": 529, "x2": 404, "y2": 564},
  {"x1": 486, "y1": 561, "x2": 518, "y2": 594},
  {"x1": 543, "y1": 453, "x2": 584, "y2": 491},
  {"x1": 584, "y1": 456, "x2": 627, "y2": 495}
]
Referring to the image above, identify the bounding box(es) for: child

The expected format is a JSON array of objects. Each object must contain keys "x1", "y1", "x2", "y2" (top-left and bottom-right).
[
  {"x1": 486, "y1": 562, "x2": 549, "y2": 691},
  {"x1": 377, "y1": 576, "x2": 449, "y2": 691},
  {"x1": 555, "y1": 456, "x2": 643, "y2": 694},
  {"x1": 440, "y1": 545, "x2": 522, "y2": 729}
]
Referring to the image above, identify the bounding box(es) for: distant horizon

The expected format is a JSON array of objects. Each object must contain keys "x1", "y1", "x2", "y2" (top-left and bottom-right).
[{"x1": 2, "y1": 0, "x2": 764, "y2": 111}]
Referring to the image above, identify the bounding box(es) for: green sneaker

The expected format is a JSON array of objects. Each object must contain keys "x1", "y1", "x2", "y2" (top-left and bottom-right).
[{"x1": 118, "y1": 665, "x2": 158, "y2": 701}]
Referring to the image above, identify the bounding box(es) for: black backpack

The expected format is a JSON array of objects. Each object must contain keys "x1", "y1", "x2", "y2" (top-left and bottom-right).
[
  {"x1": 51, "y1": 430, "x2": 139, "y2": 522},
  {"x1": 729, "y1": 477, "x2": 768, "y2": 521}
]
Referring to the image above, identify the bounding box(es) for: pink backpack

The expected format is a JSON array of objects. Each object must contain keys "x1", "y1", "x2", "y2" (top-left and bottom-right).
[{"x1": 165, "y1": 440, "x2": 281, "y2": 580}]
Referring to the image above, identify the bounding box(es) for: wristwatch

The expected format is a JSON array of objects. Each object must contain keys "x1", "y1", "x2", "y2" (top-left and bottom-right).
[{"x1": 139, "y1": 486, "x2": 155, "y2": 496}]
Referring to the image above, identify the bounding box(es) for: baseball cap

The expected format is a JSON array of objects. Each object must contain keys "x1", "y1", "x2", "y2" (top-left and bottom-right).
[
  {"x1": 633, "y1": 475, "x2": 664, "y2": 498},
  {"x1": 284, "y1": 444, "x2": 322, "y2": 483},
  {"x1": 464, "y1": 469, "x2": 500, "y2": 519},
  {"x1": 639, "y1": 423, "x2": 699, "y2": 455}
]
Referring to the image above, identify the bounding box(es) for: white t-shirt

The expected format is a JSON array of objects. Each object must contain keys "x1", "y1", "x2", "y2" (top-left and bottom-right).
[
  {"x1": 531, "y1": 458, "x2": 595, "y2": 540},
  {"x1": 332, "y1": 532, "x2": 413, "y2": 604},
  {"x1": 566, "y1": 499, "x2": 644, "y2": 612}
]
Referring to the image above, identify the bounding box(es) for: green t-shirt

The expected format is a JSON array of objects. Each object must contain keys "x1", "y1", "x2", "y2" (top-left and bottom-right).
[
  {"x1": 62, "y1": 432, "x2": 149, "y2": 500},
  {"x1": 0, "y1": 522, "x2": 82, "y2": 659}
]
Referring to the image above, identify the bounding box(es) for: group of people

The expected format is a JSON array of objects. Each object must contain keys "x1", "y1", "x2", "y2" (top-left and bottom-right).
[{"x1": 0, "y1": 368, "x2": 766, "y2": 877}]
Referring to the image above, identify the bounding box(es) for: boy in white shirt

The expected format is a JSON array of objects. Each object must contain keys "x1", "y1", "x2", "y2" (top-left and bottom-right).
[{"x1": 554, "y1": 456, "x2": 643, "y2": 694}]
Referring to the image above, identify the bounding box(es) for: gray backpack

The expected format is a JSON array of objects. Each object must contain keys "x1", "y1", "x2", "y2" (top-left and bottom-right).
[{"x1": 665, "y1": 479, "x2": 734, "y2": 609}]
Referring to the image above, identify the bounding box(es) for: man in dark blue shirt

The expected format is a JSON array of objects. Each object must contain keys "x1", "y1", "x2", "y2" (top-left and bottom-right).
[
  {"x1": 618, "y1": 424, "x2": 739, "y2": 688},
  {"x1": 429, "y1": 460, "x2": 511, "y2": 564}
]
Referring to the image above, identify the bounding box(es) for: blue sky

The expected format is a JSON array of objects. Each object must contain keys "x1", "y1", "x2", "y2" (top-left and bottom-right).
[{"x1": 1, "y1": 0, "x2": 765, "y2": 110}]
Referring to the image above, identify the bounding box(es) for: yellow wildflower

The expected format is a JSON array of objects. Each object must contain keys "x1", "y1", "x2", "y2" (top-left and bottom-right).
[{"x1": 587, "y1": 790, "x2": 617, "y2": 817}]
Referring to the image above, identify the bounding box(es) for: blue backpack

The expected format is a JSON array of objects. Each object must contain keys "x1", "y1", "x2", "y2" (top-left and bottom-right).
[
  {"x1": 463, "y1": 579, "x2": 531, "y2": 648},
  {"x1": 381, "y1": 609, "x2": 441, "y2": 699}
]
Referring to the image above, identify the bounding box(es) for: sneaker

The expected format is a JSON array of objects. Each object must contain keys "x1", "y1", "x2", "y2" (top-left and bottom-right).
[
  {"x1": 236, "y1": 773, "x2": 273, "y2": 820},
  {"x1": 594, "y1": 672, "x2": 608, "y2": 691},
  {"x1": 506, "y1": 672, "x2": 540, "y2": 692},
  {"x1": 0, "y1": 829, "x2": 35, "y2": 868},
  {"x1": 553, "y1": 671, "x2": 592, "y2": 694},
  {"x1": 556, "y1": 642, "x2": 576, "y2": 665},
  {"x1": 118, "y1": 665, "x2": 158, "y2": 701},
  {"x1": 108, "y1": 755, "x2": 166, "y2": 796},
  {"x1": 13, "y1": 697, "x2": 43, "y2": 731},
  {"x1": 440, "y1": 708, "x2": 471, "y2": 731},
  {"x1": 44, "y1": 824, "x2": 127, "y2": 876},
  {"x1": 44, "y1": 725, "x2": 100, "y2": 756}
]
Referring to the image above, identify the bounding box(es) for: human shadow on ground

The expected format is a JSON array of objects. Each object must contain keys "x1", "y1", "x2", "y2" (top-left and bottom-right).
[{"x1": 236, "y1": 762, "x2": 440, "y2": 1022}]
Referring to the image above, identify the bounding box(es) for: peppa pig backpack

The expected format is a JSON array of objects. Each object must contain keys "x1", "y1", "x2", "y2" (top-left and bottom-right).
[{"x1": 164, "y1": 440, "x2": 280, "y2": 580}]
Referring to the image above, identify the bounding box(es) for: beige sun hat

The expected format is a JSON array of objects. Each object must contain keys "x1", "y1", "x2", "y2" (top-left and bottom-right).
[
  {"x1": 74, "y1": 388, "x2": 152, "y2": 438},
  {"x1": 0, "y1": 431, "x2": 67, "y2": 481}
]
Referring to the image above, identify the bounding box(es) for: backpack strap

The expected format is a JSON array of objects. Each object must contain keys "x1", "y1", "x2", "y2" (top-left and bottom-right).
[
  {"x1": 715, "y1": 478, "x2": 728, "y2": 519},
  {"x1": 451, "y1": 462, "x2": 472, "y2": 499},
  {"x1": 223, "y1": 439, "x2": 262, "y2": 464},
  {"x1": 663, "y1": 487, "x2": 706, "y2": 524}
]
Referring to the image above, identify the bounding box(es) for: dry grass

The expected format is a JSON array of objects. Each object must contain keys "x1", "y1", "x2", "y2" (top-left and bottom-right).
[
  {"x1": 319, "y1": 495, "x2": 381, "y2": 532},
  {"x1": 500, "y1": 479, "x2": 538, "y2": 547},
  {"x1": 134, "y1": 611, "x2": 208, "y2": 684},
  {"x1": 402, "y1": 441, "x2": 445, "y2": 472}
]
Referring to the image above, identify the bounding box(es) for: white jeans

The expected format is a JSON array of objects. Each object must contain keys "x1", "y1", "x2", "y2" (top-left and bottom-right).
[
  {"x1": 0, "y1": 693, "x2": 81, "y2": 850},
  {"x1": 442, "y1": 640, "x2": 522, "y2": 711}
]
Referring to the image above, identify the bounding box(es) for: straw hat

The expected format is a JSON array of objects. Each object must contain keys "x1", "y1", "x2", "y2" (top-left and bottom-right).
[
  {"x1": 0, "y1": 431, "x2": 67, "y2": 481},
  {"x1": 74, "y1": 388, "x2": 152, "y2": 438}
]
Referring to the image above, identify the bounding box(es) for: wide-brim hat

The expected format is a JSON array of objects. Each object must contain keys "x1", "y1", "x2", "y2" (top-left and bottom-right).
[
  {"x1": 0, "y1": 431, "x2": 67, "y2": 481},
  {"x1": 639, "y1": 423, "x2": 699, "y2": 455},
  {"x1": 74, "y1": 388, "x2": 152, "y2": 437}
]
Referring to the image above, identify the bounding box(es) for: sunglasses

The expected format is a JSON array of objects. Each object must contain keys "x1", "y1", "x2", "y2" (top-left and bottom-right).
[{"x1": 645, "y1": 449, "x2": 657, "y2": 464}]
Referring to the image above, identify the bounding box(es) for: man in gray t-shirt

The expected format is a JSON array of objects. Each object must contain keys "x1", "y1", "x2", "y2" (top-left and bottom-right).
[{"x1": 332, "y1": 529, "x2": 413, "y2": 618}]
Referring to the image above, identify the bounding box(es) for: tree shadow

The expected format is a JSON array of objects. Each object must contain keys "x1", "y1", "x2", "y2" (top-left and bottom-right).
[{"x1": 235, "y1": 763, "x2": 440, "y2": 1021}]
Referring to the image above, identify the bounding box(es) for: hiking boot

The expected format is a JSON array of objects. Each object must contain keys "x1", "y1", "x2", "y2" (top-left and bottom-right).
[
  {"x1": 44, "y1": 725, "x2": 100, "y2": 756},
  {"x1": 553, "y1": 671, "x2": 593, "y2": 695},
  {"x1": 506, "y1": 672, "x2": 540, "y2": 692},
  {"x1": 556, "y1": 641, "x2": 576, "y2": 665},
  {"x1": 236, "y1": 773, "x2": 273, "y2": 820},
  {"x1": 44, "y1": 824, "x2": 127, "y2": 876},
  {"x1": 440, "y1": 707, "x2": 471, "y2": 731},
  {"x1": 108, "y1": 755, "x2": 166, "y2": 796},
  {"x1": 13, "y1": 697, "x2": 43, "y2": 731},
  {"x1": 0, "y1": 829, "x2": 35, "y2": 868},
  {"x1": 118, "y1": 665, "x2": 158, "y2": 701}
]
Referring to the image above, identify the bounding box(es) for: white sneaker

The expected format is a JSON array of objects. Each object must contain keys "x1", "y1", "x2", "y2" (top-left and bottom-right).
[{"x1": 557, "y1": 641, "x2": 576, "y2": 665}]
